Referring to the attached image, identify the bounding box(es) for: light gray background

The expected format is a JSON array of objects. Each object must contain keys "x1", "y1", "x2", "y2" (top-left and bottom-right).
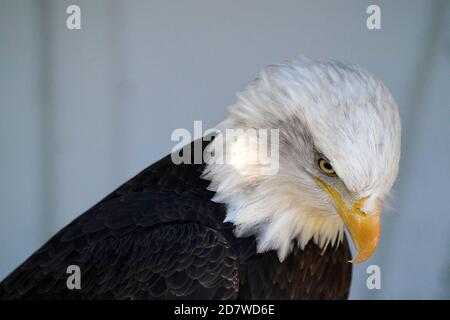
[{"x1": 1, "y1": 0, "x2": 449, "y2": 299}]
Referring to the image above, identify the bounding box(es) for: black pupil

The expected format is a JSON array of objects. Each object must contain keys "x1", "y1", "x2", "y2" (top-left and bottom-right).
[{"x1": 323, "y1": 161, "x2": 333, "y2": 170}]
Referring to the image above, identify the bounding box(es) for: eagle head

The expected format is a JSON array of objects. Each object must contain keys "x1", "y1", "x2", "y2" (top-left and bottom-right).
[{"x1": 203, "y1": 57, "x2": 401, "y2": 263}]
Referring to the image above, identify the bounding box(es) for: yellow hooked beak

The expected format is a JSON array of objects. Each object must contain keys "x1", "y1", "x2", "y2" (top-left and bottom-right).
[{"x1": 315, "y1": 178, "x2": 381, "y2": 264}]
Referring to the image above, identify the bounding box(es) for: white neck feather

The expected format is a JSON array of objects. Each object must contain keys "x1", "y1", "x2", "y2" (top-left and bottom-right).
[{"x1": 202, "y1": 125, "x2": 345, "y2": 262}]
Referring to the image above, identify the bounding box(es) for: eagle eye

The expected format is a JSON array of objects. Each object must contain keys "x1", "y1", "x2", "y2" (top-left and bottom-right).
[{"x1": 316, "y1": 156, "x2": 336, "y2": 176}]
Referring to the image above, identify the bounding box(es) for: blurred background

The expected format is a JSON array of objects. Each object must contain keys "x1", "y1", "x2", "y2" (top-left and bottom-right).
[{"x1": 1, "y1": 0, "x2": 449, "y2": 299}]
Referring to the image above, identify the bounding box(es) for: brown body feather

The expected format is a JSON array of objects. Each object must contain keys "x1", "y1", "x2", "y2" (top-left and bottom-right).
[{"x1": 0, "y1": 139, "x2": 352, "y2": 299}]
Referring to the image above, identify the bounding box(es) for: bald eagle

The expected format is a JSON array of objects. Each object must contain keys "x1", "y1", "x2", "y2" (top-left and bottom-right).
[{"x1": 0, "y1": 57, "x2": 401, "y2": 299}]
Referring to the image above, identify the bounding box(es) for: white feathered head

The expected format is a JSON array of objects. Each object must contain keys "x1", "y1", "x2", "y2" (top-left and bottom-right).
[{"x1": 203, "y1": 57, "x2": 401, "y2": 263}]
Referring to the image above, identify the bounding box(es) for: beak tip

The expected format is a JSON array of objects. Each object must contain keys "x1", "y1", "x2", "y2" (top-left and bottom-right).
[
  {"x1": 347, "y1": 212, "x2": 381, "y2": 265},
  {"x1": 349, "y1": 256, "x2": 366, "y2": 264}
]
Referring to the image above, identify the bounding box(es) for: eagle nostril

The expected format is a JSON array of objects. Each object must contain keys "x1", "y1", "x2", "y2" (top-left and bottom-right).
[
  {"x1": 353, "y1": 196, "x2": 370, "y2": 216},
  {"x1": 357, "y1": 195, "x2": 381, "y2": 216}
]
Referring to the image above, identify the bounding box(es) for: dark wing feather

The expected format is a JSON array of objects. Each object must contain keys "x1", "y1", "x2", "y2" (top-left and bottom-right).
[
  {"x1": 0, "y1": 193, "x2": 239, "y2": 300},
  {"x1": 238, "y1": 241, "x2": 352, "y2": 299}
]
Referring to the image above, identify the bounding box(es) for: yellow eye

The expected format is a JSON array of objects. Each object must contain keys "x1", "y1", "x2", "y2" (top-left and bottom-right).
[{"x1": 316, "y1": 156, "x2": 336, "y2": 176}]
